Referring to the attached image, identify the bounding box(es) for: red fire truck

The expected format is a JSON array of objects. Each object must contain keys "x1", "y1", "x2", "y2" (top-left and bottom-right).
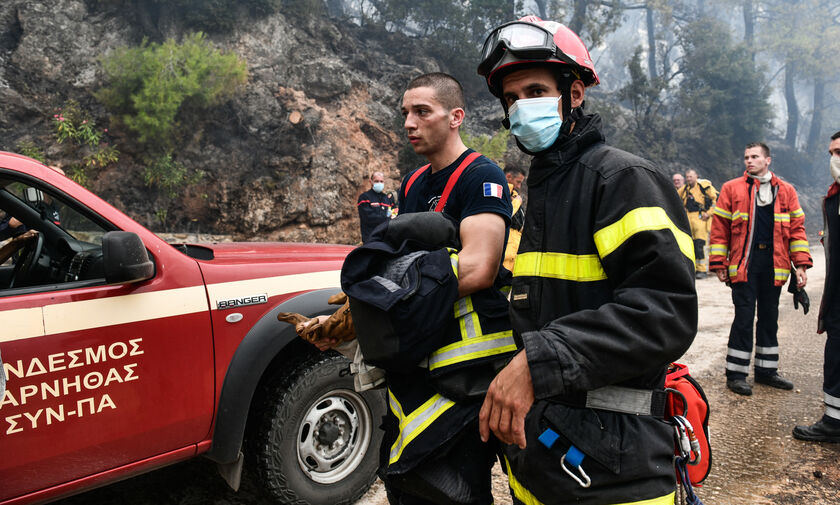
[{"x1": 0, "y1": 152, "x2": 384, "y2": 504}]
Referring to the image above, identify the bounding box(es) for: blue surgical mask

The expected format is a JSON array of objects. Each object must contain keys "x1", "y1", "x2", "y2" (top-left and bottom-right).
[
  {"x1": 373, "y1": 182, "x2": 385, "y2": 193},
  {"x1": 508, "y1": 97, "x2": 562, "y2": 153}
]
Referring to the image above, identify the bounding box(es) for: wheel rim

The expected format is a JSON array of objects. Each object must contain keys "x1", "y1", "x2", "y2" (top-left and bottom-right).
[{"x1": 296, "y1": 388, "x2": 372, "y2": 484}]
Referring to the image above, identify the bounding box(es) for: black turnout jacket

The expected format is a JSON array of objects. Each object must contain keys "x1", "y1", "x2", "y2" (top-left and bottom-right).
[{"x1": 504, "y1": 114, "x2": 698, "y2": 504}]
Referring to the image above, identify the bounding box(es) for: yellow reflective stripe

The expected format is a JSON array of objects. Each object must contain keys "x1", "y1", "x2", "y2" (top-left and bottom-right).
[
  {"x1": 608, "y1": 492, "x2": 677, "y2": 505},
  {"x1": 454, "y1": 296, "x2": 474, "y2": 318},
  {"x1": 513, "y1": 251, "x2": 606, "y2": 282},
  {"x1": 503, "y1": 455, "x2": 545, "y2": 505},
  {"x1": 593, "y1": 206, "x2": 694, "y2": 262},
  {"x1": 774, "y1": 268, "x2": 791, "y2": 280},
  {"x1": 791, "y1": 208, "x2": 805, "y2": 218},
  {"x1": 428, "y1": 331, "x2": 517, "y2": 370},
  {"x1": 503, "y1": 455, "x2": 675, "y2": 505},
  {"x1": 713, "y1": 206, "x2": 732, "y2": 219},
  {"x1": 459, "y1": 308, "x2": 481, "y2": 339},
  {"x1": 728, "y1": 265, "x2": 738, "y2": 277},
  {"x1": 448, "y1": 249, "x2": 459, "y2": 277},
  {"x1": 732, "y1": 211, "x2": 749, "y2": 221},
  {"x1": 790, "y1": 240, "x2": 809, "y2": 252},
  {"x1": 388, "y1": 393, "x2": 455, "y2": 465},
  {"x1": 710, "y1": 243, "x2": 729, "y2": 255},
  {"x1": 774, "y1": 213, "x2": 790, "y2": 222},
  {"x1": 388, "y1": 389, "x2": 405, "y2": 420}
]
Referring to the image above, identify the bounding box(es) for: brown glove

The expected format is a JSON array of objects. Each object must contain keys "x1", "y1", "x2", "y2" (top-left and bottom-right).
[{"x1": 277, "y1": 293, "x2": 355, "y2": 344}]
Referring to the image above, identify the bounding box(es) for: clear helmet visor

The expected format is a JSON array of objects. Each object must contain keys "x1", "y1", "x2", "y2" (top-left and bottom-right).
[{"x1": 479, "y1": 22, "x2": 555, "y2": 76}]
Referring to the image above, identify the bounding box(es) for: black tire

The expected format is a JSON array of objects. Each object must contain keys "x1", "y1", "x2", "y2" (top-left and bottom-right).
[{"x1": 252, "y1": 353, "x2": 386, "y2": 505}]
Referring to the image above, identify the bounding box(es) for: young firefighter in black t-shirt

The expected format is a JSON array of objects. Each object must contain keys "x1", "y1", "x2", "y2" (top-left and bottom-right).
[{"x1": 384, "y1": 73, "x2": 512, "y2": 504}]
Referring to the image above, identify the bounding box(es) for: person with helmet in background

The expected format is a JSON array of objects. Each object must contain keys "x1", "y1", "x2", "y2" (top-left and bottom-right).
[
  {"x1": 678, "y1": 169, "x2": 718, "y2": 279},
  {"x1": 475, "y1": 16, "x2": 697, "y2": 505},
  {"x1": 503, "y1": 166, "x2": 526, "y2": 272}
]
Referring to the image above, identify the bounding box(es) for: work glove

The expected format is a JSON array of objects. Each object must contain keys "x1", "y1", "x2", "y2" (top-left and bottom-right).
[
  {"x1": 787, "y1": 271, "x2": 810, "y2": 315},
  {"x1": 276, "y1": 292, "x2": 356, "y2": 344}
]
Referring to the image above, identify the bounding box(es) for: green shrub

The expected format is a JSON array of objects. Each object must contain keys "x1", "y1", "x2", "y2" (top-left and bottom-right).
[
  {"x1": 97, "y1": 32, "x2": 248, "y2": 150},
  {"x1": 16, "y1": 141, "x2": 45, "y2": 162},
  {"x1": 144, "y1": 152, "x2": 204, "y2": 197},
  {"x1": 460, "y1": 128, "x2": 510, "y2": 166}
]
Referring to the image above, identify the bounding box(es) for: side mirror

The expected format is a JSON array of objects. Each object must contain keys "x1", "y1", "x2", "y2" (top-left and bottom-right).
[{"x1": 102, "y1": 231, "x2": 155, "y2": 284}]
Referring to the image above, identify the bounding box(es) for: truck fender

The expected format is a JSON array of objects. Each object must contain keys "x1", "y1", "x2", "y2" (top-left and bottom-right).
[{"x1": 205, "y1": 287, "x2": 341, "y2": 465}]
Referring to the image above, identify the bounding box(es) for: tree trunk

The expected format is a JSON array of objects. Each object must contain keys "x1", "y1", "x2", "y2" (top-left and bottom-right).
[
  {"x1": 646, "y1": 5, "x2": 657, "y2": 79},
  {"x1": 568, "y1": 0, "x2": 588, "y2": 34},
  {"x1": 534, "y1": 0, "x2": 548, "y2": 19},
  {"x1": 784, "y1": 62, "x2": 799, "y2": 148},
  {"x1": 743, "y1": 0, "x2": 754, "y2": 60},
  {"x1": 806, "y1": 77, "x2": 825, "y2": 156}
]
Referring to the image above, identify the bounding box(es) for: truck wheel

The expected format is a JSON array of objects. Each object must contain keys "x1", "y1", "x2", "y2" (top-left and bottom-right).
[{"x1": 253, "y1": 353, "x2": 385, "y2": 505}]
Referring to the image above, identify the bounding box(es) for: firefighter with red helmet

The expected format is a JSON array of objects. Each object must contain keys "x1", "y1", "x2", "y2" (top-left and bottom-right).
[{"x1": 476, "y1": 17, "x2": 698, "y2": 504}]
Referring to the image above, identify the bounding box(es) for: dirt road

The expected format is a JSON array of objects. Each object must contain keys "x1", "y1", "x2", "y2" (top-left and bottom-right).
[{"x1": 56, "y1": 248, "x2": 840, "y2": 505}]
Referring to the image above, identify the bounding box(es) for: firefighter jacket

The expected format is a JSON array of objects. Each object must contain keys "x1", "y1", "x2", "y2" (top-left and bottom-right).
[
  {"x1": 343, "y1": 212, "x2": 516, "y2": 476},
  {"x1": 817, "y1": 183, "x2": 840, "y2": 334},
  {"x1": 678, "y1": 179, "x2": 717, "y2": 240},
  {"x1": 504, "y1": 114, "x2": 698, "y2": 504},
  {"x1": 709, "y1": 172, "x2": 812, "y2": 286}
]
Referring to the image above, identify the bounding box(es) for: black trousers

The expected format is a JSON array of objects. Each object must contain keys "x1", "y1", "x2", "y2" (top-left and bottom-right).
[
  {"x1": 381, "y1": 418, "x2": 497, "y2": 505},
  {"x1": 725, "y1": 248, "x2": 782, "y2": 380},
  {"x1": 822, "y1": 327, "x2": 840, "y2": 425}
]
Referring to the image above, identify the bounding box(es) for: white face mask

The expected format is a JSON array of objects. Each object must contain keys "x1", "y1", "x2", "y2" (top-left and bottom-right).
[{"x1": 830, "y1": 155, "x2": 840, "y2": 184}]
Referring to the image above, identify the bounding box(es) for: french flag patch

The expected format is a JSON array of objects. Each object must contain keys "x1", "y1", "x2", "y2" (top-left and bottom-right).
[{"x1": 483, "y1": 182, "x2": 503, "y2": 198}]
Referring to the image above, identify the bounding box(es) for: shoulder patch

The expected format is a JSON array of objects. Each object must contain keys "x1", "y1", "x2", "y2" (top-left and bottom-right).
[{"x1": 483, "y1": 182, "x2": 504, "y2": 198}]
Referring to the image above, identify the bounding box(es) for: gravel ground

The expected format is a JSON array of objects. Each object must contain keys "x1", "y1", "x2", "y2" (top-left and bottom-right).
[{"x1": 55, "y1": 246, "x2": 840, "y2": 505}]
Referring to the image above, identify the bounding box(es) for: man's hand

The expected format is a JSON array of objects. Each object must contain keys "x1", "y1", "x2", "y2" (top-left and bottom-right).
[
  {"x1": 479, "y1": 350, "x2": 534, "y2": 448},
  {"x1": 714, "y1": 269, "x2": 728, "y2": 283},
  {"x1": 700, "y1": 211, "x2": 710, "y2": 221},
  {"x1": 796, "y1": 266, "x2": 807, "y2": 289}
]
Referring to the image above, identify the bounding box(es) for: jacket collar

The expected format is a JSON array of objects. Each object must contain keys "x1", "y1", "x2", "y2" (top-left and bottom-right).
[
  {"x1": 741, "y1": 170, "x2": 779, "y2": 186},
  {"x1": 828, "y1": 182, "x2": 840, "y2": 198},
  {"x1": 528, "y1": 114, "x2": 605, "y2": 185}
]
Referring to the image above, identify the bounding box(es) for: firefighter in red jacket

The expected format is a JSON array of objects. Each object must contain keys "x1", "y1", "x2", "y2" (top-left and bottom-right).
[{"x1": 710, "y1": 142, "x2": 812, "y2": 396}]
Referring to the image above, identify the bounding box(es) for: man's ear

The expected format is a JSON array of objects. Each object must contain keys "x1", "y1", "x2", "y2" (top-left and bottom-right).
[
  {"x1": 570, "y1": 80, "x2": 586, "y2": 109},
  {"x1": 766, "y1": 156, "x2": 772, "y2": 167},
  {"x1": 450, "y1": 108, "x2": 465, "y2": 129}
]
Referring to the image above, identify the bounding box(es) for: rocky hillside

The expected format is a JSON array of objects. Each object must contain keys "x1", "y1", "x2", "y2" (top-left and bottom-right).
[{"x1": 0, "y1": 0, "x2": 448, "y2": 244}]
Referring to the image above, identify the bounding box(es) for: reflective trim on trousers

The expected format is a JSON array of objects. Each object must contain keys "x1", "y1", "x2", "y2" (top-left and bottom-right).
[
  {"x1": 726, "y1": 362, "x2": 750, "y2": 373},
  {"x1": 755, "y1": 359, "x2": 778, "y2": 369},
  {"x1": 825, "y1": 392, "x2": 840, "y2": 408},
  {"x1": 756, "y1": 345, "x2": 779, "y2": 354},
  {"x1": 388, "y1": 390, "x2": 455, "y2": 465},
  {"x1": 502, "y1": 456, "x2": 676, "y2": 505},
  {"x1": 428, "y1": 332, "x2": 517, "y2": 370},
  {"x1": 826, "y1": 405, "x2": 840, "y2": 421},
  {"x1": 727, "y1": 348, "x2": 751, "y2": 360}
]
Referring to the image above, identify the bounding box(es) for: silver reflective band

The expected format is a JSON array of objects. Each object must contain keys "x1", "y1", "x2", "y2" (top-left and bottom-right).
[
  {"x1": 428, "y1": 334, "x2": 517, "y2": 370},
  {"x1": 825, "y1": 392, "x2": 840, "y2": 408},
  {"x1": 388, "y1": 393, "x2": 455, "y2": 464},
  {"x1": 725, "y1": 362, "x2": 750, "y2": 373},
  {"x1": 584, "y1": 386, "x2": 654, "y2": 416},
  {"x1": 755, "y1": 359, "x2": 778, "y2": 368},
  {"x1": 727, "y1": 348, "x2": 752, "y2": 360},
  {"x1": 755, "y1": 346, "x2": 780, "y2": 354},
  {"x1": 826, "y1": 405, "x2": 840, "y2": 421}
]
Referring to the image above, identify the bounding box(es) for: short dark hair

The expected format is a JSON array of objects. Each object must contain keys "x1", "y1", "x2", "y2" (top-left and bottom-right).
[
  {"x1": 504, "y1": 166, "x2": 526, "y2": 176},
  {"x1": 745, "y1": 142, "x2": 770, "y2": 157},
  {"x1": 406, "y1": 73, "x2": 465, "y2": 111},
  {"x1": 831, "y1": 131, "x2": 840, "y2": 141}
]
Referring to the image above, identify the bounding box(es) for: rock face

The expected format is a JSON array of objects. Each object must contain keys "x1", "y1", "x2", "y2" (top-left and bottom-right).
[{"x1": 0, "y1": 0, "x2": 438, "y2": 244}]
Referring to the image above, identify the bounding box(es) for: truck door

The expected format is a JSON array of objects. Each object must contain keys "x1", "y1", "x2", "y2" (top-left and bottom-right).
[{"x1": 0, "y1": 178, "x2": 214, "y2": 502}]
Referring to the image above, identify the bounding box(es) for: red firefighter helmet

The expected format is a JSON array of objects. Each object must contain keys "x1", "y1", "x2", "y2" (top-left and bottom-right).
[{"x1": 478, "y1": 16, "x2": 599, "y2": 98}]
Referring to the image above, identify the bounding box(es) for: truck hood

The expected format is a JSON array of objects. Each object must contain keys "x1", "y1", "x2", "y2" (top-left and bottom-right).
[{"x1": 173, "y1": 241, "x2": 354, "y2": 265}]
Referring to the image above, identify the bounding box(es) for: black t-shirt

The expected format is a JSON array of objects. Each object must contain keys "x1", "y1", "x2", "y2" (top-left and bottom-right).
[{"x1": 399, "y1": 149, "x2": 512, "y2": 226}]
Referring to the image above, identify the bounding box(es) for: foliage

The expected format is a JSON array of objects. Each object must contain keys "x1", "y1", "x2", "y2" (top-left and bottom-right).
[
  {"x1": 143, "y1": 152, "x2": 204, "y2": 198},
  {"x1": 461, "y1": 128, "x2": 510, "y2": 166},
  {"x1": 50, "y1": 100, "x2": 120, "y2": 186},
  {"x1": 16, "y1": 141, "x2": 45, "y2": 163},
  {"x1": 674, "y1": 20, "x2": 772, "y2": 174},
  {"x1": 97, "y1": 32, "x2": 248, "y2": 151}
]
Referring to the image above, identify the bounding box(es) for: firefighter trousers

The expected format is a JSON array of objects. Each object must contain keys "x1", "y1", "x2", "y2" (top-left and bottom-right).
[
  {"x1": 821, "y1": 327, "x2": 840, "y2": 425},
  {"x1": 725, "y1": 249, "x2": 782, "y2": 380},
  {"x1": 380, "y1": 417, "x2": 497, "y2": 505}
]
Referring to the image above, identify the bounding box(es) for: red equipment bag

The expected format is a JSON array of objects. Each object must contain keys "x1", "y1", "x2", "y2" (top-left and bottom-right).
[{"x1": 665, "y1": 362, "x2": 712, "y2": 485}]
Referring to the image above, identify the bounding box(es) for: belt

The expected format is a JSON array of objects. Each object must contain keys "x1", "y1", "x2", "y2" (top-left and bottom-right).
[{"x1": 552, "y1": 385, "x2": 667, "y2": 417}]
